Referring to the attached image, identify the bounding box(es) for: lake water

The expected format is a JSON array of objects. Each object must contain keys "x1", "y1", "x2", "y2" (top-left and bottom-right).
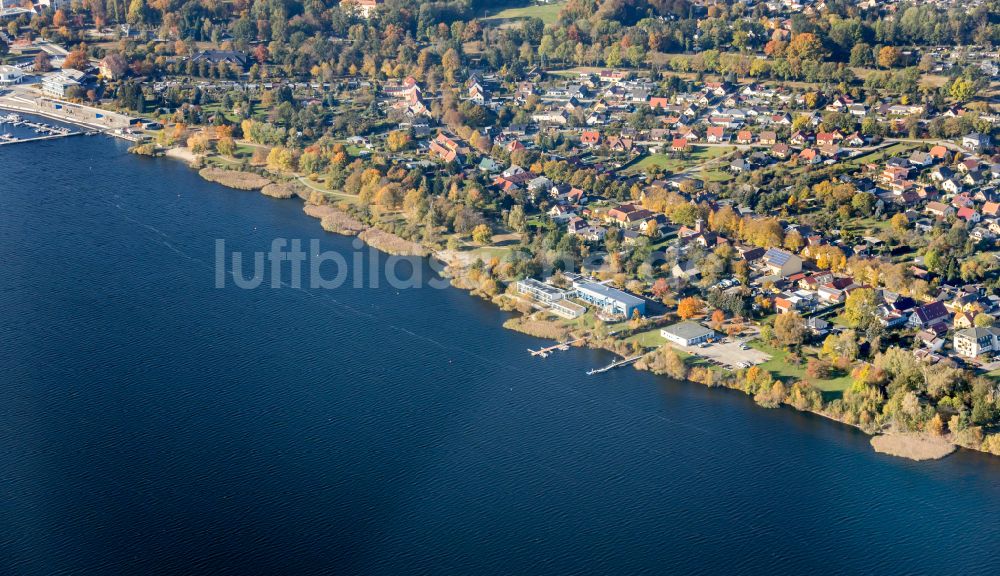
[{"x1": 2, "y1": 130, "x2": 1000, "y2": 575}]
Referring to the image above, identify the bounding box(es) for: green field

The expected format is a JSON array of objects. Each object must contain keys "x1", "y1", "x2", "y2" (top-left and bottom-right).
[
  {"x1": 847, "y1": 142, "x2": 919, "y2": 167},
  {"x1": 625, "y1": 327, "x2": 667, "y2": 349},
  {"x1": 628, "y1": 146, "x2": 734, "y2": 174},
  {"x1": 483, "y1": 1, "x2": 566, "y2": 25}
]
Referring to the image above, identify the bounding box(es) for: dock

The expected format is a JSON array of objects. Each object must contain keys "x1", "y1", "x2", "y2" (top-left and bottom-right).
[
  {"x1": 0, "y1": 132, "x2": 84, "y2": 145},
  {"x1": 528, "y1": 337, "x2": 586, "y2": 358},
  {"x1": 586, "y1": 355, "x2": 643, "y2": 375},
  {"x1": 0, "y1": 113, "x2": 82, "y2": 145}
]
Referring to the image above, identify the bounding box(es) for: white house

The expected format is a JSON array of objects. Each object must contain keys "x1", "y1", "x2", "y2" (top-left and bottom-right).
[{"x1": 954, "y1": 326, "x2": 1000, "y2": 358}]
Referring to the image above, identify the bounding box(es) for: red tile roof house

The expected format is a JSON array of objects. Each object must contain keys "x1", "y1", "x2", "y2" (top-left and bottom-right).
[
  {"x1": 736, "y1": 130, "x2": 753, "y2": 144},
  {"x1": 429, "y1": 133, "x2": 461, "y2": 162},
  {"x1": 648, "y1": 97, "x2": 670, "y2": 110},
  {"x1": 929, "y1": 145, "x2": 950, "y2": 160},
  {"x1": 982, "y1": 201, "x2": 1000, "y2": 217},
  {"x1": 774, "y1": 296, "x2": 796, "y2": 314},
  {"x1": 957, "y1": 206, "x2": 981, "y2": 223},
  {"x1": 506, "y1": 140, "x2": 525, "y2": 153},
  {"x1": 817, "y1": 278, "x2": 858, "y2": 303},
  {"x1": 843, "y1": 132, "x2": 865, "y2": 147},
  {"x1": 606, "y1": 203, "x2": 640, "y2": 224},
  {"x1": 799, "y1": 148, "x2": 821, "y2": 164},
  {"x1": 580, "y1": 131, "x2": 601, "y2": 146},
  {"x1": 706, "y1": 126, "x2": 727, "y2": 143},
  {"x1": 951, "y1": 192, "x2": 974, "y2": 208},
  {"x1": 672, "y1": 138, "x2": 689, "y2": 151},
  {"x1": 816, "y1": 132, "x2": 838, "y2": 146}
]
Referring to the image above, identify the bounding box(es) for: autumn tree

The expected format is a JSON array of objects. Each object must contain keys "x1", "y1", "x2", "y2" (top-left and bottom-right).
[
  {"x1": 877, "y1": 46, "x2": 901, "y2": 69},
  {"x1": 33, "y1": 52, "x2": 52, "y2": 72},
  {"x1": 386, "y1": 130, "x2": 412, "y2": 152},
  {"x1": 773, "y1": 312, "x2": 806, "y2": 348},
  {"x1": 266, "y1": 146, "x2": 298, "y2": 172},
  {"x1": 216, "y1": 136, "x2": 236, "y2": 157},
  {"x1": 507, "y1": 204, "x2": 526, "y2": 233},
  {"x1": 787, "y1": 33, "x2": 827, "y2": 62},
  {"x1": 127, "y1": 0, "x2": 148, "y2": 26},
  {"x1": 677, "y1": 296, "x2": 703, "y2": 319},
  {"x1": 974, "y1": 314, "x2": 995, "y2": 327},
  {"x1": 890, "y1": 213, "x2": 909, "y2": 233},
  {"x1": 472, "y1": 224, "x2": 493, "y2": 245},
  {"x1": 186, "y1": 132, "x2": 212, "y2": 154},
  {"x1": 949, "y1": 76, "x2": 977, "y2": 103},
  {"x1": 63, "y1": 49, "x2": 89, "y2": 71},
  {"x1": 927, "y1": 413, "x2": 946, "y2": 436},
  {"x1": 710, "y1": 309, "x2": 725, "y2": 330}
]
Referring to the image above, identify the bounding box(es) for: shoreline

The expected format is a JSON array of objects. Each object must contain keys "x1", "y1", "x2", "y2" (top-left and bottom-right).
[
  {"x1": 157, "y1": 149, "x2": 969, "y2": 462},
  {"x1": 0, "y1": 101, "x2": 138, "y2": 141}
]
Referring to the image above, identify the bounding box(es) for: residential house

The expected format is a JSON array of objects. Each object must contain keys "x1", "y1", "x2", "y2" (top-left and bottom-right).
[
  {"x1": 963, "y1": 133, "x2": 991, "y2": 151},
  {"x1": 954, "y1": 326, "x2": 1000, "y2": 358},
  {"x1": 909, "y1": 301, "x2": 950, "y2": 330},
  {"x1": 762, "y1": 248, "x2": 803, "y2": 277}
]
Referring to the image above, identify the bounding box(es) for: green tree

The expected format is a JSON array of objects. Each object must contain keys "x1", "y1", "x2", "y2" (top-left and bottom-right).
[
  {"x1": 949, "y1": 77, "x2": 977, "y2": 103},
  {"x1": 507, "y1": 205, "x2": 526, "y2": 233},
  {"x1": 844, "y1": 288, "x2": 878, "y2": 330},
  {"x1": 127, "y1": 0, "x2": 148, "y2": 26}
]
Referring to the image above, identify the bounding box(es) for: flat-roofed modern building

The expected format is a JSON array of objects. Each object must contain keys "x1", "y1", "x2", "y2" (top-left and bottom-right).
[
  {"x1": 660, "y1": 321, "x2": 716, "y2": 346},
  {"x1": 571, "y1": 279, "x2": 645, "y2": 317},
  {"x1": 550, "y1": 299, "x2": 585, "y2": 319},
  {"x1": 515, "y1": 278, "x2": 566, "y2": 303},
  {"x1": 0, "y1": 65, "x2": 25, "y2": 86}
]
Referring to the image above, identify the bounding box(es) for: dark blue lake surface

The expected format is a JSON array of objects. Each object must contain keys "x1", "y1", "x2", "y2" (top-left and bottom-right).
[{"x1": 2, "y1": 132, "x2": 1000, "y2": 575}]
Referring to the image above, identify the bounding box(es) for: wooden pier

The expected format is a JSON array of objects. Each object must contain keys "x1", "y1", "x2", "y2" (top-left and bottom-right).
[
  {"x1": 586, "y1": 355, "x2": 643, "y2": 375},
  {"x1": 528, "y1": 337, "x2": 586, "y2": 358}
]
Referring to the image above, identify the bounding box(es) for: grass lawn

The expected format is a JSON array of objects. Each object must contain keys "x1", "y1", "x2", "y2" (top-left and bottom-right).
[
  {"x1": 750, "y1": 340, "x2": 852, "y2": 396},
  {"x1": 847, "y1": 142, "x2": 919, "y2": 167},
  {"x1": 483, "y1": 1, "x2": 565, "y2": 25},
  {"x1": 625, "y1": 327, "x2": 666, "y2": 349},
  {"x1": 628, "y1": 145, "x2": 733, "y2": 174}
]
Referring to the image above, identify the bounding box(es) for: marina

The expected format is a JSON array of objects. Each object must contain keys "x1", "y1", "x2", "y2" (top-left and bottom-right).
[{"x1": 0, "y1": 113, "x2": 82, "y2": 145}]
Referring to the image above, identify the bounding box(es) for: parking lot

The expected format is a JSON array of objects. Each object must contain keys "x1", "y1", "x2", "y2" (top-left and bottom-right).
[
  {"x1": 673, "y1": 328, "x2": 772, "y2": 370},
  {"x1": 677, "y1": 339, "x2": 771, "y2": 369}
]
